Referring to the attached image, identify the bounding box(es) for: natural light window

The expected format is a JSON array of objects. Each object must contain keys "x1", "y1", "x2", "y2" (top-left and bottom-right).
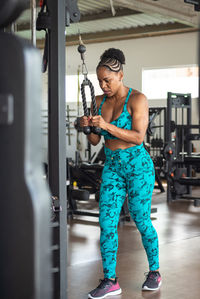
[
  {"x1": 142, "y1": 66, "x2": 199, "y2": 99},
  {"x1": 65, "y1": 73, "x2": 102, "y2": 102}
]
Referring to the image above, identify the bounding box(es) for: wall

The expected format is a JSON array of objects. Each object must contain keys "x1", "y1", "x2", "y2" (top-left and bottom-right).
[
  {"x1": 42, "y1": 31, "x2": 199, "y2": 162},
  {"x1": 66, "y1": 32, "x2": 198, "y2": 89}
]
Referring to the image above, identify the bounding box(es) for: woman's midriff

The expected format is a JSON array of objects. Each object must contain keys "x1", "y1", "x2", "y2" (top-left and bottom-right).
[{"x1": 105, "y1": 139, "x2": 137, "y2": 151}]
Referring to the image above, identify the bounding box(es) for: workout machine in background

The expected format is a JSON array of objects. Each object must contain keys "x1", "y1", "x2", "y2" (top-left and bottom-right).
[
  {"x1": 67, "y1": 156, "x2": 103, "y2": 217},
  {"x1": 0, "y1": 1, "x2": 52, "y2": 299},
  {"x1": 165, "y1": 92, "x2": 200, "y2": 206}
]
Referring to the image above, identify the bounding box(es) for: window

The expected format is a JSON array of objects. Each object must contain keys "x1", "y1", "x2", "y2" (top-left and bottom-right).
[{"x1": 142, "y1": 66, "x2": 199, "y2": 99}]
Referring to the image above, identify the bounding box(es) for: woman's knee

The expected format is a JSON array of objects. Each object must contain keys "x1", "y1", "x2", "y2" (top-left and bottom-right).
[
  {"x1": 99, "y1": 213, "x2": 118, "y2": 232},
  {"x1": 135, "y1": 219, "x2": 158, "y2": 240},
  {"x1": 130, "y1": 211, "x2": 155, "y2": 235}
]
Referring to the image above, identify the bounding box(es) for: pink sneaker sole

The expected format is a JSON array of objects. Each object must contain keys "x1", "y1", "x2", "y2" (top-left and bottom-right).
[{"x1": 88, "y1": 288, "x2": 122, "y2": 298}]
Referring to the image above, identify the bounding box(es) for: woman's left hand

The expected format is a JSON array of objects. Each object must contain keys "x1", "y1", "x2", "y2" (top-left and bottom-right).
[{"x1": 91, "y1": 115, "x2": 107, "y2": 130}]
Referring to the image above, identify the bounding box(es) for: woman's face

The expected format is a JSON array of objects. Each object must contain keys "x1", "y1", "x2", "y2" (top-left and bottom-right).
[{"x1": 97, "y1": 66, "x2": 123, "y2": 97}]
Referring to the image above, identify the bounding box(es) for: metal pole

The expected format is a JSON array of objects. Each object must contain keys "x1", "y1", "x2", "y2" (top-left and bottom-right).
[
  {"x1": 166, "y1": 92, "x2": 171, "y2": 143},
  {"x1": 47, "y1": 0, "x2": 67, "y2": 298},
  {"x1": 199, "y1": 22, "x2": 200, "y2": 133},
  {"x1": 31, "y1": 0, "x2": 37, "y2": 46}
]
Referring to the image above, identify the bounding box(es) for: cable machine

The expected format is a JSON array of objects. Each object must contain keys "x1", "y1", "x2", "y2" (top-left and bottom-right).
[{"x1": 36, "y1": 1, "x2": 80, "y2": 298}]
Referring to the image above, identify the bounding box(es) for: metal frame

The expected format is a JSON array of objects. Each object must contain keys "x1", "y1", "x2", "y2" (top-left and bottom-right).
[
  {"x1": 166, "y1": 92, "x2": 200, "y2": 206},
  {"x1": 45, "y1": 1, "x2": 80, "y2": 298},
  {"x1": 47, "y1": 1, "x2": 67, "y2": 298}
]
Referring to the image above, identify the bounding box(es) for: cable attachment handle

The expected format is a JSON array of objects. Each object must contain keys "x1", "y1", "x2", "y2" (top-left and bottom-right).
[
  {"x1": 77, "y1": 39, "x2": 101, "y2": 135},
  {"x1": 80, "y1": 79, "x2": 101, "y2": 135},
  {"x1": 80, "y1": 80, "x2": 91, "y2": 135}
]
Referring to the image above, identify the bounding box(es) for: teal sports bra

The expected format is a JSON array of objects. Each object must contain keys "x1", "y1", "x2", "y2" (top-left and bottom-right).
[{"x1": 98, "y1": 88, "x2": 132, "y2": 140}]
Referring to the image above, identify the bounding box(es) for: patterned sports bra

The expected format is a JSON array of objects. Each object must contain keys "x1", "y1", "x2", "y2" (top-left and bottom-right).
[{"x1": 98, "y1": 88, "x2": 132, "y2": 140}]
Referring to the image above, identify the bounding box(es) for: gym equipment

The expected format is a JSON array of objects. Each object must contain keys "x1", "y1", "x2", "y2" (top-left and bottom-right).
[
  {"x1": 77, "y1": 39, "x2": 101, "y2": 135},
  {"x1": 163, "y1": 142, "x2": 176, "y2": 160},
  {"x1": 67, "y1": 155, "x2": 103, "y2": 218},
  {"x1": 0, "y1": 0, "x2": 29, "y2": 29},
  {"x1": 36, "y1": 1, "x2": 80, "y2": 299},
  {"x1": 37, "y1": 0, "x2": 80, "y2": 73},
  {"x1": 36, "y1": 0, "x2": 50, "y2": 72},
  {"x1": 0, "y1": 1, "x2": 52, "y2": 298},
  {"x1": 67, "y1": 143, "x2": 105, "y2": 216},
  {"x1": 69, "y1": 159, "x2": 103, "y2": 194},
  {"x1": 165, "y1": 92, "x2": 200, "y2": 206},
  {"x1": 42, "y1": 106, "x2": 75, "y2": 146}
]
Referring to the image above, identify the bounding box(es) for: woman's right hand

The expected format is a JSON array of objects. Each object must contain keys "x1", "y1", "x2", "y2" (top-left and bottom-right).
[{"x1": 79, "y1": 116, "x2": 92, "y2": 128}]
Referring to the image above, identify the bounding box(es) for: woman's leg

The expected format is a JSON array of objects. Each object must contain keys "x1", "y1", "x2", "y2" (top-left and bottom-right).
[
  {"x1": 127, "y1": 149, "x2": 159, "y2": 271},
  {"x1": 99, "y1": 161, "x2": 127, "y2": 279}
]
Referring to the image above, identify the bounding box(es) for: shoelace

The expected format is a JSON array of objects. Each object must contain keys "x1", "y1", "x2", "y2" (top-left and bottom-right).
[
  {"x1": 97, "y1": 278, "x2": 116, "y2": 289},
  {"x1": 145, "y1": 271, "x2": 159, "y2": 280}
]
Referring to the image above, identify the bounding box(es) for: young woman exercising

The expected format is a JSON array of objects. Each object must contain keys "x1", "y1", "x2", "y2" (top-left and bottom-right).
[{"x1": 80, "y1": 48, "x2": 161, "y2": 299}]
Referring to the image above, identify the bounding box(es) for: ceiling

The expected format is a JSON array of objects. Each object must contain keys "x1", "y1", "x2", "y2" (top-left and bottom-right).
[{"x1": 15, "y1": 0, "x2": 199, "y2": 47}]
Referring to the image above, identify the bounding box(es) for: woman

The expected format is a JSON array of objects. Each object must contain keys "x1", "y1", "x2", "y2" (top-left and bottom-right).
[{"x1": 80, "y1": 48, "x2": 161, "y2": 299}]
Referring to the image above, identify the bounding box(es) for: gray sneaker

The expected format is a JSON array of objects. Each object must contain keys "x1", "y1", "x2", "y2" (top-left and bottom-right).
[
  {"x1": 88, "y1": 278, "x2": 122, "y2": 299},
  {"x1": 142, "y1": 271, "x2": 162, "y2": 291}
]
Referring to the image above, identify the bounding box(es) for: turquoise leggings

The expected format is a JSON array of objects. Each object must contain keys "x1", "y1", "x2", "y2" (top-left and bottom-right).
[{"x1": 99, "y1": 143, "x2": 159, "y2": 278}]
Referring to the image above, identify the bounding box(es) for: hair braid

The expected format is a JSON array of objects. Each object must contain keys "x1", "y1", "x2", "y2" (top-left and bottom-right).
[{"x1": 97, "y1": 48, "x2": 125, "y2": 72}]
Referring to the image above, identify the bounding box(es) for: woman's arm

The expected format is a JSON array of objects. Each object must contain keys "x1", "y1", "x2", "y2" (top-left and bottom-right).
[
  {"x1": 87, "y1": 123, "x2": 101, "y2": 145},
  {"x1": 91, "y1": 93, "x2": 149, "y2": 145}
]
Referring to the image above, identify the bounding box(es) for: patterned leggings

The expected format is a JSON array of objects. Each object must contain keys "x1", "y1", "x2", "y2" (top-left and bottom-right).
[{"x1": 99, "y1": 143, "x2": 159, "y2": 278}]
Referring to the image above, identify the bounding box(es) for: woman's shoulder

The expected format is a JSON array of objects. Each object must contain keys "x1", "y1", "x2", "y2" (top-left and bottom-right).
[
  {"x1": 130, "y1": 89, "x2": 147, "y2": 103},
  {"x1": 128, "y1": 89, "x2": 148, "y2": 112},
  {"x1": 95, "y1": 94, "x2": 105, "y2": 107}
]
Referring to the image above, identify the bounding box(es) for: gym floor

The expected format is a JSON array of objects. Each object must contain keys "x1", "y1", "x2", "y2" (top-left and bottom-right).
[{"x1": 67, "y1": 187, "x2": 200, "y2": 299}]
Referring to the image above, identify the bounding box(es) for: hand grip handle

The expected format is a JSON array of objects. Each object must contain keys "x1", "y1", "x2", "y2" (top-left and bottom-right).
[
  {"x1": 83, "y1": 126, "x2": 91, "y2": 135},
  {"x1": 91, "y1": 126, "x2": 101, "y2": 135}
]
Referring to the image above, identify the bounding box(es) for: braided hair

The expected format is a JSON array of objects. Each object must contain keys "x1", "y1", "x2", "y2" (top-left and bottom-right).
[{"x1": 97, "y1": 48, "x2": 125, "y2": 72}]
